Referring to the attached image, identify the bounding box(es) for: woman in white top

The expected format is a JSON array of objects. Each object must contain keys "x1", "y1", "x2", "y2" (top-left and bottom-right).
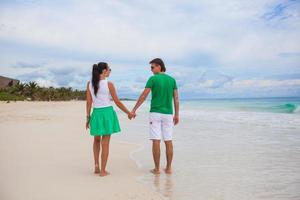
[{"x1": 86, "y1": 62, "x2": 135, "y2": 177}]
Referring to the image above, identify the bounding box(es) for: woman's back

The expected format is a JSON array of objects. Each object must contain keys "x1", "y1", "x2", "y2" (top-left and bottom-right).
[{"x1": 88, "y1": 79, "x2": 111, "y2": 108}]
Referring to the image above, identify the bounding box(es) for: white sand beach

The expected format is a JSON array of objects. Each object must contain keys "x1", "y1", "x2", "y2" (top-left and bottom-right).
[
  {"x1": 1, "y1": 100, "x2": 300, "y2": 200},
  {"x1": 0, "y1": 101, "x2": 164, "y2": 200}
]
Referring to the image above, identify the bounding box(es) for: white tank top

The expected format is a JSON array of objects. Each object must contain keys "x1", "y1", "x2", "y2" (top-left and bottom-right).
[{"x1": 88, "y1": 79, "x2": 111, "y2": 108}]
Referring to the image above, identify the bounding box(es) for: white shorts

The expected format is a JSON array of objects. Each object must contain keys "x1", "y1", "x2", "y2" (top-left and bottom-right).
[{"x1": 149, "y1": 112, "x2": 174, "y2": 141}]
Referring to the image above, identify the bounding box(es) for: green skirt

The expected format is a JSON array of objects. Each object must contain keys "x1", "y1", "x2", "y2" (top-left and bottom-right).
[{"x1": 89, "y1": 106, "x2": 121, "y2": 136}]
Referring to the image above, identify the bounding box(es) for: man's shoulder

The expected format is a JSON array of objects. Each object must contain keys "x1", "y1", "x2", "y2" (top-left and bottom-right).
[
  {"x1": 148, "y1": 73, "x2": 176, "y2": 81},
  {"x1": 163, "y1": 73, "x2": 176, "y2": 81},
  {"x1": 147, "y1": 75, "x2": 155, "y2": 81}
]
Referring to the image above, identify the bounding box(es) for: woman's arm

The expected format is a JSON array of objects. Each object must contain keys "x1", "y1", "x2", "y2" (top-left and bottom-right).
[
  {"x1": 108, "y1": 81, "x2": 133, "y2": 119},
  {"x1": 86, "y1": 81, "x2": 92, "y2": 129}
]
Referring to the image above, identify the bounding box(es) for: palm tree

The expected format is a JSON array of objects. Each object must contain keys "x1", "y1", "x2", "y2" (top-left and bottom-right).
[
  {"x1": 25, "y1": 81, "x2": 39, "y2": 100},
  {"x1": 12, "y1": 82, "x2": 26, "y2": 96}
]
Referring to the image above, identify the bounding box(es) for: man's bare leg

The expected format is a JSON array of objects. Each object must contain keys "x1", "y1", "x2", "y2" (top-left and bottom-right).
[
  {"x1": 151, "y1": 139, "x2": 161, "y2": 174},
  {"x1": 164, "y1": 140, "x2": 173, "y2": 174},
  {"x1": 93, "y1": 136, "x2": 101, "y2": 173},
  {"x1": 100, "y1": 135, "x2": 111, "y2": 177}
]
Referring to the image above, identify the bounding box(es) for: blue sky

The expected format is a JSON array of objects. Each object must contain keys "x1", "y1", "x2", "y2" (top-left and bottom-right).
[{"x1": 0, "y1": 0, "x2": 300, "y2": 99}]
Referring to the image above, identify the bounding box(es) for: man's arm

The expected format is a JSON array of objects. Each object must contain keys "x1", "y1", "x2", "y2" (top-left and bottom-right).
[
  {"x1": 132, "y1": 88, "x2": 151, "y2": 114},
  {"x1": 173, "y1": 89, "x2": 179, "y2": 125}
]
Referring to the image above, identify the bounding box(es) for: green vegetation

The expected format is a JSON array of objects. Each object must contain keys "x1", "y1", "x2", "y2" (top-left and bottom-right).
[{"x1": 0, "y1": 81, "x2": 86, "y2": 101}]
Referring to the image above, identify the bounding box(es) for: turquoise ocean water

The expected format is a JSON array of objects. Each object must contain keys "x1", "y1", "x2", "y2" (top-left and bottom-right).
[
  {"x1": 116, "y1": 97, "x2": 300, "y2": 200},
  {"x1": 180, "y1": 97, "x2": 300, "y2": 114}
]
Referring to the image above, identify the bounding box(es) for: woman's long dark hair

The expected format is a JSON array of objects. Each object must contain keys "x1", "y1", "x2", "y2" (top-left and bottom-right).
[{"x1": 92, "y1": 62, "x2": 108, "y2": 96}]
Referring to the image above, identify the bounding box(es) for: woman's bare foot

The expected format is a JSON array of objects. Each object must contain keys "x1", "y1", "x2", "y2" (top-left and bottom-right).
[
  {"x1": 164, "y1": 168, "x2": 172, "y2": 174},
  {"x1": 150, "y1": 169, "x2": 160, "y2": 174},
  {"x1": 99, "y1": 170, "x2": 110, "y2": 177},
  {"x1": 94, "y1": 165, "x2": 100, "y2": 174}
]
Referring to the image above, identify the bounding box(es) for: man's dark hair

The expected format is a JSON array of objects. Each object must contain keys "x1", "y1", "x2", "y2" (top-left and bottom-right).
[{"x1": 149, "y1": 58, "x2": 166, "y2": 72}]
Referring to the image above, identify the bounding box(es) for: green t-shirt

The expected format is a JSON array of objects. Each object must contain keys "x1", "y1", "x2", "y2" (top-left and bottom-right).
[{"x1": 145, "y1": 73, "x2": 177, "y2": 114}]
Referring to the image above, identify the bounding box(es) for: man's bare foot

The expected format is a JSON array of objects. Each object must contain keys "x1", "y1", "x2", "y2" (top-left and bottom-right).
[
  {"x1": 150, "y1": 169, "x2": 160, "y2": 174},
  {"x1": 94, "y1": 165, "x2": 100, "y2": 174},
  {"x1": 164, "y1": 168, "x2": 172, "y2": 174},
  {"x1": 99, "y1": 170, "x2": 110, "y2": 177}
]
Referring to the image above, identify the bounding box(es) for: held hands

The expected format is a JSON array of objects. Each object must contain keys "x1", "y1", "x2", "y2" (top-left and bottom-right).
[{"x1": 128, "y1": 111, "x2": 136, "y2": 120}]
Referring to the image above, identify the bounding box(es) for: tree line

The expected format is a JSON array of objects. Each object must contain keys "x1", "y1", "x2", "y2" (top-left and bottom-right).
[{"x1": 0, "y1": 81, "x2": 86, "y2": 101}]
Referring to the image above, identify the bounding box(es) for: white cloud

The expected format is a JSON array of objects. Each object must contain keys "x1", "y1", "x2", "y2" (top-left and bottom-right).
[
  {"x1": 0, "y1": 0, "x2": 299, "y2": 97},
  {"x1": 1, "y1": 0, "x2": 299, "y2": 66},
  {"x1": 35, "y1": 78, "x2": 58, "y2": 87}
]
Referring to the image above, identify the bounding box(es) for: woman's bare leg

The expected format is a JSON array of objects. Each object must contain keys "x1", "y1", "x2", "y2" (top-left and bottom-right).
[
  {"x1": 100, "y1": 135, "x2": 111, "y2": 177},
  {"x1": 93, "y1": 136, "x2": 101, "y2": 173}
]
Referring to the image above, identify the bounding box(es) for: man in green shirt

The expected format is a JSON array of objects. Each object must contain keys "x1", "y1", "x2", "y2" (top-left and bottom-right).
[{"x1": 131, "y1": 58, "x2": 179, "y2": 174}]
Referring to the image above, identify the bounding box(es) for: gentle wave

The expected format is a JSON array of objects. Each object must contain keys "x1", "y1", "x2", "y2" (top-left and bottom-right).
[
  {"x1": 240, "y1": 103, "x2": 300, "y2": 114},
  {"x1": 275, "y1": 103, "x2": 299, "y2": 113}
]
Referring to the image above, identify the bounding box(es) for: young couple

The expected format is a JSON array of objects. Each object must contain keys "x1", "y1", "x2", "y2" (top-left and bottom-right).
[{"x1": 85, "y1": 58, "x2": 179, "y2": 177}]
